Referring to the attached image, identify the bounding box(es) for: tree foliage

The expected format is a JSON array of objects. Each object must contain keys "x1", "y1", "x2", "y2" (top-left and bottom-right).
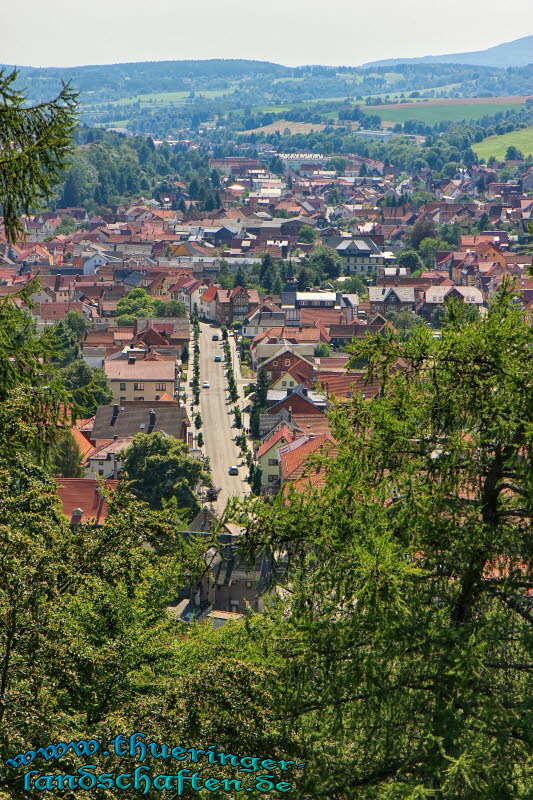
[
  {"x1": 222, "y1": 287, "x2": 533, "y2": 798},
  {"x1": 0, "y1": 69, "x2": 78, "y2": 243},
  {"x1": 121, "y1": 432, "x2": 209, "y2": 518}
]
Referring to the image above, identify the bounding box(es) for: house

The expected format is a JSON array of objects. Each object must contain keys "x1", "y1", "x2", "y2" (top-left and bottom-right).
[
  {"x1": 259, "y1": 349, "x2": 316, "y2": 385},
  {"x1": 53, "y1": 478, "x2": 119, "y2": 525},
  {"x1": 278, "y1": 433, "x2": 336, "y2": 490},
  {"x1": 170, "y1": 509, "x2": 272, "y2": 620},
  {"x1": 83, "y1": 436, "x2": 133, "y2": 479},
  {"x1": 214, "y1": 286, "x2": 260, "y2": 325},
  {"x1": 368, "y1": 286, "x2": 416, "y2": 315},
  {"x1": 242, "y1": 310, "x2": 286, "y2": 338},
  {"x1": 266, "y1": 386, "x2": 328, "y2": 417},
  {"x1": 267, "y1": 385, "x2": 327, "y2": 410},
  {"x1": 335, "y1": 237, "x2": 389, "y2": 275},
  {"x1": 90, "y1": 402, "x2": 189, "y2": 447},
  {"x1": 256, "y1": 424, "x2": 302, "y2": 490},
  {"x1": 416, "y1": 285, "x2": 484, "y2": 320},
  {"x1": 103, "y1": 352, "x2": 178, "y2": 403}
]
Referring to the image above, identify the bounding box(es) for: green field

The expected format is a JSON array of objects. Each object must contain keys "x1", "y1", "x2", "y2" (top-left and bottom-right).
[
  {"x1": 367, "y1": 101, "x2": 524, "y2": 124},
  {"x1": 473, "y1": 126, "x2": 533, "y2": 159},
  {"x1": 87, "y1": 86, "x2": 234, "y2": 109}
]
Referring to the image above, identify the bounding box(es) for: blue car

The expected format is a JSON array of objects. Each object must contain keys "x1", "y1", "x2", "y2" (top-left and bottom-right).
[{"x1": 214, "y1": 355, "x2": 222, "y2": 362}]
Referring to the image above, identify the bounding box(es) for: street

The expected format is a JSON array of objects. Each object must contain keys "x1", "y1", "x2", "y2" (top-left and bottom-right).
[{"x1": 198, "y1": 322, "x2": 250, "y2": 514}]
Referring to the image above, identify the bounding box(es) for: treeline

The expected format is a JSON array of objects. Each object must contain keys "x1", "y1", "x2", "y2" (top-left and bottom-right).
[{"x1": 52, "y1": 129, "x2": 220, "y2": 212}]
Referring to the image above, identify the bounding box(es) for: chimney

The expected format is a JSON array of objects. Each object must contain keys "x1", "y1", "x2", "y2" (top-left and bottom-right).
[
  {"x1": 128, "y1": 354, "x2": 136, "y2": 365},
  {"x1": 302, "y1": 388, "x2": 308, "y2": 396},
  {"x1": 113, "y1": 434, "x2": 118, "y2": 440},
  {"x1": 287, "y1": 388, "x2": 293, "y2": 396},
  {"x1": 54, "y1": 273, "x2": 62, "y2": 292},
  {"x1": 111, "y1": 404, "x2": 119, "y2": 425},
  {"x1": 288, "y1": 405, "x2": 292, "y2": 423},
  {"x1": 70, "y1": 508, "x2": 83, "y2": 526},
  {"x1": 148, "y1": 409, "x2": 156, "y2": 433}
]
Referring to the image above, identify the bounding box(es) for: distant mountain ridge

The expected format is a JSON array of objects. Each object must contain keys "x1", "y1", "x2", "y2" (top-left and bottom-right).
[{"x1": 363, "y1": 35, "x2": 533, "y2": 68}]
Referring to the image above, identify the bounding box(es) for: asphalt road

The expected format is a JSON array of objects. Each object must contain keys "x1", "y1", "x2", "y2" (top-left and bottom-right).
[{"x1": 198, "y1": 322, "x2": 250, "y2": 514}]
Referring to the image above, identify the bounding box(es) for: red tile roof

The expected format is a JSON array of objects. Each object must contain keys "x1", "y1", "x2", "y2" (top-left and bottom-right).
[
  {"x1": 279, "y1": 434, "x2": 336, "y2": 481},
  {"x1": 256, "y1": 424, "x2": 301, "y2": 459},
  {"x1": 53, "y1": 478, "x2": 119, "y2": 524}
]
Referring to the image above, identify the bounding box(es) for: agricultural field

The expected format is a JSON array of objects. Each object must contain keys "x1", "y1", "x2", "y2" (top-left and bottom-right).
[
  {"x1": 473, "y1": 126, "x2": 533, "y2": 160},
  {"x1": 246, "y1": 119, "x2": 327, "y2": 134},
  {"x1": 86, "y1": 86, "x2": 235, "y2": 109},
  {"x1": 364, "y1": 96, "x2": 528, "y2": 124}
]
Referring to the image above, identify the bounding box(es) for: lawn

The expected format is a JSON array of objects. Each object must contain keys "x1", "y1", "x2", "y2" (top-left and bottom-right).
[{"x1": 473, "y1": 126, "x2": 533, "y2": 160}]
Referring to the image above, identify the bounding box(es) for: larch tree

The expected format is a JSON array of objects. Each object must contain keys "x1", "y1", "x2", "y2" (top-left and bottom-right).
[{"x1": 0, "y1": 68, "x2": 78, "y2": 244}]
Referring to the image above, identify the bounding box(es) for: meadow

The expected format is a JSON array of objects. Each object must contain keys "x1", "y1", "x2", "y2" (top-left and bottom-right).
[
  {"x1": 473, "y1": 126, "x2": 533, "y2": 159},
  {"x1": 365, "y1": 97, "x2": 526, "y2": 124}
]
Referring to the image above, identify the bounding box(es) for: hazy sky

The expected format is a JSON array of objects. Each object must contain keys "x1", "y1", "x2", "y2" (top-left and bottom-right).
[{"x1": 2, "y1": 0, "x2": 532, "y2": 68}]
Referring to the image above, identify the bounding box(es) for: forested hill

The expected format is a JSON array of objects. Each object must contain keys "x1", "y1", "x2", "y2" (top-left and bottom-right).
[
  {"x1": 3, "y1": 59, "x2": 290, "y2": 103},
  {"x1": 365, "y1": 35, "x2": 533, "y2": 68},
  {"x1": 4, "y1": 47, "x2": 533, "y2": 110}
]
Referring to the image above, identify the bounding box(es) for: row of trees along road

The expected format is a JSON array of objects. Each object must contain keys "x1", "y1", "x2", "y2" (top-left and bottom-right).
[{"x1": 0, "y1": 68, "x2": 531, "y2": 799}]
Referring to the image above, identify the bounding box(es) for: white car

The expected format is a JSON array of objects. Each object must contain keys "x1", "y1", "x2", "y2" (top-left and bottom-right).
[{"x1": 202, "y1": 381, "x2": 210, "y2": 388}]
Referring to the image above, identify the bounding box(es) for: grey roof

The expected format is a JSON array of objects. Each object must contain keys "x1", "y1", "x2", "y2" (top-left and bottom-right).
[
  {"x1": 259, "y1": 410, "x2": 303, "y2": 438},
  {"x1": 369, "y1": 286, "x2": 415, "y2": 303},
  {"x1": 245, "y1": 311, "x2": 286, "y2": 325},
  {"x1": 91, "y1": 404, "x2": 189, "y2": 441},
  {"x1": 123, "y1": 271, "x2": 146, "y2": 287},
  {"x1": 336, "y1": 237, "x2": 381, "y2": 254}
]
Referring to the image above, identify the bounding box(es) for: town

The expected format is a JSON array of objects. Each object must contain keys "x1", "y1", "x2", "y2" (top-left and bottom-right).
[
  {"x1": 1, "y1": 30, "x2": 532, "y2": 799},
  {"x1": 1, "y1": 136, "x2": 533, "y2": 622}
]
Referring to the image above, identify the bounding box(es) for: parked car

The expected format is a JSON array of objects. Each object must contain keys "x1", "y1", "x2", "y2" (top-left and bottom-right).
[
  {"x1": 212, "y1": 334, "x2": 219, "y2": 341},
  {"x1": 228, "y1": 465, "x2": 239, "y2": 475},
  {"x1": 202, "y1": 381, "x2": 210, "y2": 388},
  {"x1": 214, "y1": 355, "x2": 222, "y2": 362}
]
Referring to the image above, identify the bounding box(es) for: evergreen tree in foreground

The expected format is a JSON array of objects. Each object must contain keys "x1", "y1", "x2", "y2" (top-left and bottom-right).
[{"x1": 224, "y1": 286, "x2": 533, "y2": 798}]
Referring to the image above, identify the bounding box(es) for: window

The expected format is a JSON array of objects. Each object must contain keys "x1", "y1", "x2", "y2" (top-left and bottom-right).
[
  {"x1": 282, "y1": 381, "x2": 287, "y2": 387},
  {"x1": 120, "y1": 397, "x2": 126, "y2": 403},
  {"x1": 98, "y1": 469, "x2": 104, "y2": 476},
  {"x1": 346, "y1": 391, "x2": 352, "y2": 398},
  {"x1": 155, "y1": 395, "x2": 160, "y2": 401},
  {"x1": 246, "y1": 581, "x2": 253, "y2": 589},
  {"x1": 120, "y1": 382, "x2": 126, "y2": 391},
  {"x1": 268, "y1": 458, "x2": 278, "y2": 466},
  {"x1": 273, "y1": 361, "x2": 278, "y2": 366},
  {"x1": 156, "y1": 383, "x2": 166, "y2": 391},
  {"x1": 134, "y1": 383, "x2": 144, "y2": 391},
  {"x1": 268, "y1": 474, "x2": 277, "y2": 482},
  {"x1": 285, "y1": 359, "x2": 291, "y2": 366},
  {"x1": 289, "y1": 381, "x2": 294, "y2": 387},
  {"x1": 135, "y1": 396, "x2": 144, "y2": 401}
]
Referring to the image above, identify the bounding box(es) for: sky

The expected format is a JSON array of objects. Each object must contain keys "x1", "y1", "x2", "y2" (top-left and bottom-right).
[{"x1": 2, "y1": 0, "x2": 532, "y2": 68}]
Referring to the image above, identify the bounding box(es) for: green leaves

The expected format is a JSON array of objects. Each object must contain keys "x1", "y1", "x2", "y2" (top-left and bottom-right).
[{"x1": 0, "y1": 69, "x2": 78, "y2": 244}]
